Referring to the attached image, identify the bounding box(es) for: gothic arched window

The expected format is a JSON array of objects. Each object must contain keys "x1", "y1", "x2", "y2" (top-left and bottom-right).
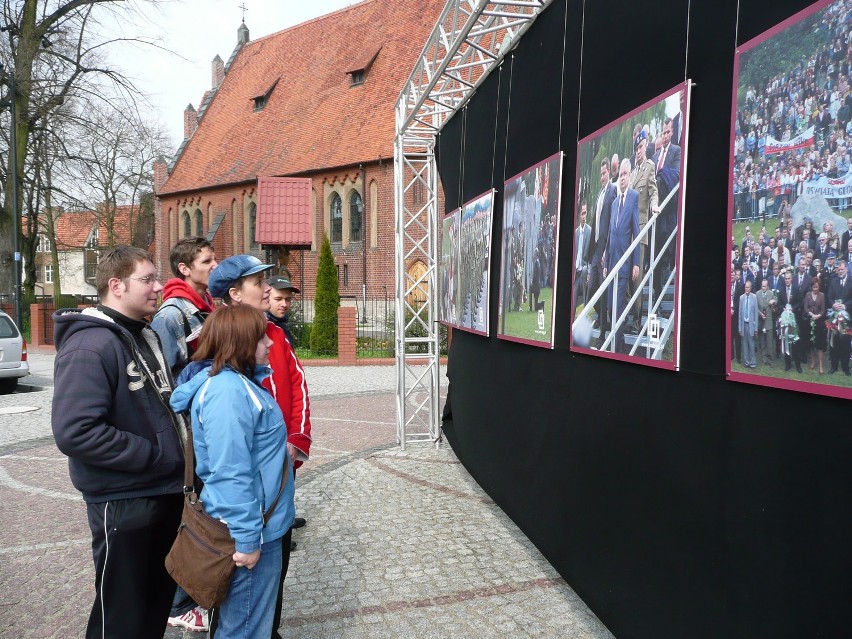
[
  {"x1": 330, "y1": 193, "x2": 342, "y2": 243},
  {"x1": 349, "y1": 191, "x2": 362, "y2": 242}
]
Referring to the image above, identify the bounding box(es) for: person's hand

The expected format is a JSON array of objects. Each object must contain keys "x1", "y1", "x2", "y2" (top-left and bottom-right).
[
  {"x1": 632, "y1": 265, "x2": 640, "y2": 281},
  {"x1": 233, "y1": 550, "x2": 260, "y2": 570},
  {"x1": 287, "y1": 442, "x2": 298, "y2": 467}
]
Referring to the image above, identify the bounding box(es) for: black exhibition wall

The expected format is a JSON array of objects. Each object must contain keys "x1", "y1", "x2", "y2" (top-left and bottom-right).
[{"x1": 436, "y1": 0, "x2": 852, "y2": 637}]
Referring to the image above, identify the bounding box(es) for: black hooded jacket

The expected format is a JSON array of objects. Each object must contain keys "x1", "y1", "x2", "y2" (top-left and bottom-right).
[{"x1": 51, "y1": 307, "x2": 185, "y2": 503}]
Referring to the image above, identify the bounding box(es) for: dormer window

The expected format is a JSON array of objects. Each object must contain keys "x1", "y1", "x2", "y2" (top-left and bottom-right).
[
  {"x1": 347, "y1": 46, "x2": 381, "y2": 88},
  {"x1": 252, "y1": 78, "x2": 279, "y2": 112}
]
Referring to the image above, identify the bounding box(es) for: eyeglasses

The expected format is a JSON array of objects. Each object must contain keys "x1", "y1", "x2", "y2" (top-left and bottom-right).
[{"x1": 127, "y1": 275, "x2": 161, "y2": 286}]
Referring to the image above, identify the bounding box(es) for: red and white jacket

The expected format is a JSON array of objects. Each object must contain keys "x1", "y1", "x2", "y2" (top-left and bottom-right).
[{"x1": 262, "y1": 321, "x2": 311, "y2": 469}]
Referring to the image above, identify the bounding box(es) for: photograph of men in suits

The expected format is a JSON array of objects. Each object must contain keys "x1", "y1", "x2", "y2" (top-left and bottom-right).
[
  {"x1": 606, "y1": 158, "x2": 641, "y2": 354},
  {"x1": 570, "y1": 84, "x2": 687, "y2": 367},
  {"x1": 573, "y1": 202, "x2": 591, "y2": 314}
]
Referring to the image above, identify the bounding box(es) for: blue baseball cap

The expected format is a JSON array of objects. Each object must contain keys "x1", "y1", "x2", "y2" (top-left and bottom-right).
[{"x1": 208, "y1": 255, "x2": 273, "y2": 299}]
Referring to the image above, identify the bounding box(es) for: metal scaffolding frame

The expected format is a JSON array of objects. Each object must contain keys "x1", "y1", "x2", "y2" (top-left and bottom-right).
[{"x1": 394, "y1": 0, "x2": 554, "y2": 447}]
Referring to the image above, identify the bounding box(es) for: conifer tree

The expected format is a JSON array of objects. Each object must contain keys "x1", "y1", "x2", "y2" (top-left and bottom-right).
[{"x1": 310, "y1": 234, "x2": 339, "y2": 354}]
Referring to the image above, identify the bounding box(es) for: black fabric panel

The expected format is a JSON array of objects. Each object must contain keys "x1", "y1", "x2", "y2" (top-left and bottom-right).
[{"x1": 437, "y1": 0, "x2": 852, "y2": 637}]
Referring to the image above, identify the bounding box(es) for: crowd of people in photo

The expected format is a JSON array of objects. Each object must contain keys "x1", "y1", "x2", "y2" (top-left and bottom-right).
[
  {"x1": 732, "y1": 0, "x2": 852, "y2": 220},
  {"x1": 457, "y1": 206, "x2": 492, "y2": 330},
  {"x1": 731, "y1": 214, "x2": 852, "y2": 377},
  {"x1": 440, "y1": 216, "x2": 459, "y2": 325},
  {"x1": 575, "y1": 110, "x2": 682, "y2": 354}
]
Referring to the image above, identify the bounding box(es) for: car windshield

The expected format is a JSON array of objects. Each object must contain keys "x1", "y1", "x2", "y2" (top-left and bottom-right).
[{"x1": 0, "y1": 316, "x2": 19, "y2": 339}]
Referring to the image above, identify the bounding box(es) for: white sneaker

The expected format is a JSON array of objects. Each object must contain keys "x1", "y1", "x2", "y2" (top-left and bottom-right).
[{"x1": 168, "y1": 607, "x2": 209, "y2": 632}]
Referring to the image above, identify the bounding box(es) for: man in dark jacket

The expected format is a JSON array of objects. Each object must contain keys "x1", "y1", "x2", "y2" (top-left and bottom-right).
[{"x1": 52, "y1": 246, "x2": 184, "y2": 639}]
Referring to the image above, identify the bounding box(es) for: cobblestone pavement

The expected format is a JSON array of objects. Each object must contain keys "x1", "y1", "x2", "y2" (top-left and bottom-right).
[{"x1": 0, "y1": 354, "x2": 613, "y2": 638}]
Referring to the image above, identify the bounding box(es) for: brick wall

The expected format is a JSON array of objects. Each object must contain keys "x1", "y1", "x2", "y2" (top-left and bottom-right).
[{"x1": 155, "y1": 160, "x2": 443, "y2": 297}]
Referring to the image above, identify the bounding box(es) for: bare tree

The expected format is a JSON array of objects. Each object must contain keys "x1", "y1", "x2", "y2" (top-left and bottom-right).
[{"x1": 0, "y1": 0, "x2": 166, "y2": 298}]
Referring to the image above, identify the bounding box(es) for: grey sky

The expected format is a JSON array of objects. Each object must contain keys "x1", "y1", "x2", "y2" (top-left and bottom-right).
[{"x1": 108, "y1": 0, "x2": 353, "y2": 147}]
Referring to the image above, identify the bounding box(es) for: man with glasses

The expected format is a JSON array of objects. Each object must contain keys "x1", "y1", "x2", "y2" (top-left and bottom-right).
[{"x1": 52, "y1": 246, "x2": 184, "y2": 639}]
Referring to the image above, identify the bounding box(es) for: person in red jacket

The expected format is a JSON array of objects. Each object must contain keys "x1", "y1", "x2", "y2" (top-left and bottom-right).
[{"x1": 207, "y1": 255, "x2": 312, "y2": 639}]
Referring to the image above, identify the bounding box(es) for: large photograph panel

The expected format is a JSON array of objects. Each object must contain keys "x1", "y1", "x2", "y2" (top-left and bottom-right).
[
  {"x1": 728, "y1": 0, "x2": 852, "y2": 399},
  {"x1": 439, "y1": 209, "x2": 460, "y2": 327},
  {"x1": 456, "y1": 190, "x2": 495, "y2": 335},
  {"x1": 570, "y1": 84, "x2": 688, "y2": 369},
  {"x1": 497, "y1": 152, "x2": 563, "y2": 347}
]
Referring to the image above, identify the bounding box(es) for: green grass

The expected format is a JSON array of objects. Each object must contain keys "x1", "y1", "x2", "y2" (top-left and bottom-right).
[
  {"x1": 499, "y1": 287, "x2": 553, "y2": 342},
  {"x1": 731, "y1": 354, "x2": 852, "y2": 389},
  {"x1": 294, "y1": 348, "x2": 336, "y2": 360}
]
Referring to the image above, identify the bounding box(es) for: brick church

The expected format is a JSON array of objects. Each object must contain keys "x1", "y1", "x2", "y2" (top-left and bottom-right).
[{"x1": 154, "y1": 0, "x2": 445, "y2": 312}]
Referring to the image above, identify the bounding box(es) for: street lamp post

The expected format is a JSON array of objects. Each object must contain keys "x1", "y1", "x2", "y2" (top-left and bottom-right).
[{"x1": 0, "y1": 63, "x2": 22, "y2": 330}]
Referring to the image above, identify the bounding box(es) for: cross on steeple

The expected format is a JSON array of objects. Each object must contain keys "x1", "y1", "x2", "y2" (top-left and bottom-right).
[{"x1": 238, "y1": 2, "x2": 248, "y2": 23}]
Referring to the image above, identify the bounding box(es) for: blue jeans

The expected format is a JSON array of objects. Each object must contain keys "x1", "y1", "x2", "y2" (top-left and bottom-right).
[{"x1": 216, "y1": 538, "x2": 283, "y2": 639}]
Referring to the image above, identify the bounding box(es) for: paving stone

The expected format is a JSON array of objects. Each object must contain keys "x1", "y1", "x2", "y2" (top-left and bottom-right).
[{"x1": 0, "y1": 355, "x2": 612, "y2": 639}]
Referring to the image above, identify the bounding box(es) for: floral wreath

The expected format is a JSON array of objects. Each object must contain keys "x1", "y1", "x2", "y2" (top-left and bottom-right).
[{"x1": 826, "y1": 301, "x2": 852, "y2": 335}]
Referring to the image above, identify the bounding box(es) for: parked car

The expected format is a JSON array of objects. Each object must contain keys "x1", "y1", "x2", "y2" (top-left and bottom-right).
[{"x1": 0, "y1": 310, "x2": 29, "y2": 393}]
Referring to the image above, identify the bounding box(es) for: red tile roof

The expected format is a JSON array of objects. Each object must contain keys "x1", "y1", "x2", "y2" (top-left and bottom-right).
[
  {"x1": 160, "y1": 0, "x2": 446, "y2": 195},
  {"x1": 256, "y1": 177, "x2": 312, "y2": 248},
  {"x1": 49, "y1": 206, "x2": 137, "y2": 249}
]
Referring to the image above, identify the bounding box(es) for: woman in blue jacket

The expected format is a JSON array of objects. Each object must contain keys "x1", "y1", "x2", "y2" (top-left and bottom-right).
[{"x1": 170, "y1": 305, "x2": 295, "y2": 639}]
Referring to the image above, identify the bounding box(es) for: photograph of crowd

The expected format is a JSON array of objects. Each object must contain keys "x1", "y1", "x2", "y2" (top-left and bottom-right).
[
  {"x1": 728, "y1": 0, "x2": 852, "y2": 398},
  {"x1": 455, "y1": 190, "x2": 494, "y2": 335},
  {"x1": 497, "y1": 152, "x2": 562, "y2": 347},
  {"x1": 570, "y1": 85, "x2": 687, "y2": 370},
  {"x1": 440, "y1": 209, "x2": 460, "y2": 326}
]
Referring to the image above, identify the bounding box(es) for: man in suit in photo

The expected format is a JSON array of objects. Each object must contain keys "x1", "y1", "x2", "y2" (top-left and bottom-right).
[
  {"x1": 654, "y1": 116, "x2": 682, "y2": 176},
  {"x1": 589, "y1": 159, "x2": 617, "y2": 342},
  {"x1": 606, "y1": 158, "x2": 640, "y2": 354},
  {"x1": 629, "y1": 133, "x2": 659, "y2": 333},
  {"x1": 840, "y1": 217, "x2": 852, "y2": 254},
  {"x1": 755, "y1": 256, "x2": 772, "y2": 289},
  {"x1": 756, "y1": 278, "x2": 777, "y2": 365},
  {"x1": 737, "y1": 259, "x2": 754, "y2": 292},
  {"x1": 653, "y1": 116, "x2": 682, "y2": 292},
  {"x1": 739, "y1": 280, "x2": 759, "y2": 368},
  {"x1": 828, "y1": 259, "x2": 852, "y2": 375},
  {"x1": 573, "y1": 201, "x2": 592, "y2": 315},
  {"x1": 778, "y1": 270, "x2": 803, "y2": 372},
  {"x1": 793, "y1": 259, "x2": 812, "y2": 296},
  {"x1": 731, "y1": 269, "x2": 742, "y2": 363}
]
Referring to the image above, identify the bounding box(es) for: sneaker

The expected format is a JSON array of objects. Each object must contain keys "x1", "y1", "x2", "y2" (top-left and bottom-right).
[{"x1": 168, "y1": 607, "x2": 209, "y2": 632}]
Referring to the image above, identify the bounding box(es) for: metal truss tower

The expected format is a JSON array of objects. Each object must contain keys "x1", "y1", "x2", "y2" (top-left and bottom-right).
[{"x1": 394, "y1": 0, "x2": 554, "y2": 447}]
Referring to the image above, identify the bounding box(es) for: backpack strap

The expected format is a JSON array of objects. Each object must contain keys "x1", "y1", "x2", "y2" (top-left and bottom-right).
[{"x1": 157, "y1": 299, "x2": 206, "y2": 339}]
